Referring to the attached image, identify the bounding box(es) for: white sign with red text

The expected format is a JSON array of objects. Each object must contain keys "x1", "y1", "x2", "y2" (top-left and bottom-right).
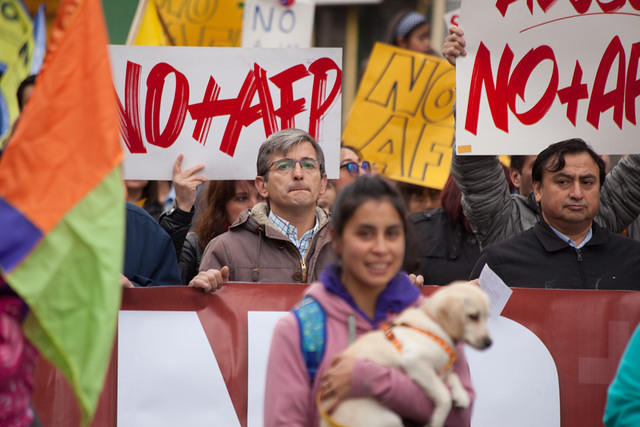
[
  {"x1": 455, "y1": 1, "x2": 640, "y2": 155},
  {"x1": 109, "y1": 46, "x2": 342, "y2": 179}
]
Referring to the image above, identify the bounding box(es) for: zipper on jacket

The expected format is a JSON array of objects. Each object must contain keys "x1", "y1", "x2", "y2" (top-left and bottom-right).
[
  {"x1": 575, "y1": 248, "x2": 587, "y2": 287},
  {"x1": 299, "y1": 219, "x2": 328, "y2": 283},
  {"x1": 300, "y1": 256, "x2": 307, "y2": 283}
]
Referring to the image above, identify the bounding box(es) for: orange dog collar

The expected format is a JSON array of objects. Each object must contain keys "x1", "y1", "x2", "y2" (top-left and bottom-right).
[{"x1": 381, "y1": 322, "x2": 457, "y2": 373}]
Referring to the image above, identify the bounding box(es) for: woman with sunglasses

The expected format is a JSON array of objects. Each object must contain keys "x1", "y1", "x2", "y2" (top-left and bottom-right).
[{"x1": 333, "y1": 145, "x2": 372, "y2": 194}]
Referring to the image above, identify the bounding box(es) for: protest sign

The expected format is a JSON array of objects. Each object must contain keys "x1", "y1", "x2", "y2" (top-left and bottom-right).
[
  {"x1": 32, "y1": 285, "x2": 640, "y2": 427},
  {"x1": 242, "y1": 0, "x2": 315, "y2": 48},
  {"x1": 110, "y1": 46, "x2": 342, "y2": 179},
  {"x1": 154, "y1": 0, "x2": 242, "y2": 46},
  {"x1": 342, "y1": 43, "x2": 455, "y2": 190},
  {"x1": 455, "y1": 1, "x2": 640, "y2": 155}
]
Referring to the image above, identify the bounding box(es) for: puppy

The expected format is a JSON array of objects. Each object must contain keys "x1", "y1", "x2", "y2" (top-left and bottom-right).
[{"x1": 319, "y1": 281, "x2": 492, "y2": 427}]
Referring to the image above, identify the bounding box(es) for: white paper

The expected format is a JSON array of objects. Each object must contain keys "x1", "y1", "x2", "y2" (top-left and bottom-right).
[{"x1": 479, "y1": 263, "x2": 513, "y2": 317}]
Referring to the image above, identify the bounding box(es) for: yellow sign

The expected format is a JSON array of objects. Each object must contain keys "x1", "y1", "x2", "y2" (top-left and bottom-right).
[
  {"x1": 156, "y1": 0, "x2": 243, "y2": 46},
  {"x1": 0, "y1": 0, "x2": 34, "y2": 143},
  {"x1": 342, "y1": 43, "x2": 455, "y2": 190}
]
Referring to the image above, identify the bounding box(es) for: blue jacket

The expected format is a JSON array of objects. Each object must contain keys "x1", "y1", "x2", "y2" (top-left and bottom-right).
[{"x1": 124, "y1": 203, "x2": 181, "y2": 287}]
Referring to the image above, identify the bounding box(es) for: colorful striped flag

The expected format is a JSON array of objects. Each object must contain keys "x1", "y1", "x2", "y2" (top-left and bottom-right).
[{"x1": 0, "y1": 0, "x2": 124, "y2": 423}]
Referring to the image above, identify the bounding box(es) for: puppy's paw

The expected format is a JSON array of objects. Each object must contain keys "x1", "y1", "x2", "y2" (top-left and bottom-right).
[{"x1": 451, "y1": 390, "x2": 470, "y2": 409}]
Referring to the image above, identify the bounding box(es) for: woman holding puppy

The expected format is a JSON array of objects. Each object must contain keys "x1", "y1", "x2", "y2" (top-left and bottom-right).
[{"x1": 264, "y1": 175, "x2": 474, "y2": 426}]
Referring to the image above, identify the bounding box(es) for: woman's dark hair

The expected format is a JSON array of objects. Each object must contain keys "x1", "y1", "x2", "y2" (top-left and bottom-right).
[
  {"x1": 193, "y1": 180, "x2": 240, "y2": 251},
  {"x1": 441, "y1": 165, "x2": 514, "y2": 233},
  {"x1": 385, "y1": 10, "x2": 429, "y2": 46},
  {"x1": 141, "y1": 181, "x2": 159, "y2": 203},
  {"x1": 331, "y1": 175, "x2": 409, "y2": 257},
  {"x1": 395, "y1": 181, "x2": 440, "y2": 210},
  {"x1": 340, "y1": 144, "x2": 363, "y2": 160},
  {"x1": 532, "y1": 138, "x2": 605, "y2": 187}
]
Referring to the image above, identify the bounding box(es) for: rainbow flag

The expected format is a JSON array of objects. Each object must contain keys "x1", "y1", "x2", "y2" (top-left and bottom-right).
[{"x1": 0, "y1": 0, "x2": 124, "y2": 423}]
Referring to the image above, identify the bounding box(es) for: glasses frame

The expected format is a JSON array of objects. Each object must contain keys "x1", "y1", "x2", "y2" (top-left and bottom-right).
[
  {"x1": 340, "y1": 161, "x2": 371, "y2": 177},
  {"x1": 268, "y1": 157, "x2": 320, "y2": 174}
]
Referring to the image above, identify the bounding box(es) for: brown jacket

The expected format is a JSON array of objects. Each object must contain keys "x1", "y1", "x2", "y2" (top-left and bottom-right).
[{"x1": 199, "y1": 203, "x2": 335, "y2": 283}]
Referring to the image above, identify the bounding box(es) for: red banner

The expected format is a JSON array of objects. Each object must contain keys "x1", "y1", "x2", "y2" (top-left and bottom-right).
[{"x1": 32, "y1": 285, "x2": 640, "y2": 426}]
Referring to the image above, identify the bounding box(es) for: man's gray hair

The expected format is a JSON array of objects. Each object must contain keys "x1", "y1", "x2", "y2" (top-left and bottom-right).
[{"x1": 256, "y1": 128, "x2": 326, "y2": 178}]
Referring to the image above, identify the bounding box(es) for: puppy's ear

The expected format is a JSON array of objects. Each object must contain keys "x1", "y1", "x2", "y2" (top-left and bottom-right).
[{"x1": 433, "y1": 293, "x2": 465, "y2": 340}]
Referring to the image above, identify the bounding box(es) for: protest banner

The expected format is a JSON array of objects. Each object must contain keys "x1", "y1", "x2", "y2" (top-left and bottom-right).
[
  {"x1": 32, "y1": 285, "x2": 640, "y2": 427},
  {"x1": 342, "y1": 43, "x2": 455, "y2": 190},
  {"x1": 242, "y1": 0, "x2": 315, "y2": 48},
  {"x1": 455, "y1": 1, "x2": 640, "y2": 155},
  {"x1": 110, "y1": 46, "x2": 342, "y2": 179},
  {"x1": 155, "y1": 0, "x2": 243, "y2": 46}
]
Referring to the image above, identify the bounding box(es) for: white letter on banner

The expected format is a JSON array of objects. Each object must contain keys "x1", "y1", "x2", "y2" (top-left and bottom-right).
[
  {"x1": 247, "y1": 311, "x2": 288, "y2": 427},
  {"x1": 117, "y1": 311, "x2": 241, "y2": 427}
]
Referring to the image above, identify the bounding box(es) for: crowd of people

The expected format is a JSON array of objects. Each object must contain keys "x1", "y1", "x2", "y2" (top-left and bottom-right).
[{"x1": 2, "y1": 8, "x2": 639, "y2": 427}]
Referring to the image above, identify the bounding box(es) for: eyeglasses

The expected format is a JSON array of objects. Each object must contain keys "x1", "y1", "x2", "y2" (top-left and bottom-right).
[
  {"x1": 268, "y1": 157, "x2": 320, "y2": 174},
  {"x1": 340, "y1": 161, "x2": 371, "y2": 177}
]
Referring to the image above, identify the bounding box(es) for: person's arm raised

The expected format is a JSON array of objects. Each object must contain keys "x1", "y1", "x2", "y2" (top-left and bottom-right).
[{"x1": 442, "y1": 25, "x2": 467, "y2": 66}]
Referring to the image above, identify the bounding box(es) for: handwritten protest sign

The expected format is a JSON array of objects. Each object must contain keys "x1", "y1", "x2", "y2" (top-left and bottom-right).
[
  {"x1": 110, "y1": 46, "x2": 342, "y2": 179},
  {"x1": 342, "y1": 43, "x2": 455, "y2": 190},
  {"x1": 242, "y1": 0, "x2": 315, "y2": 48},
  {"x1": 155, "y1": 0, "x2": 243, "y2": 46},
  {"x1": 456, "y1": 1, "x2": 640, "y2": 155}
]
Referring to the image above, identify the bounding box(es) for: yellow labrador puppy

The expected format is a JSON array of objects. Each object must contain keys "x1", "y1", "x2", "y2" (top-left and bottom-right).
[{"x1": 319, "y1": 281, "x2": 492, "y2": 427}]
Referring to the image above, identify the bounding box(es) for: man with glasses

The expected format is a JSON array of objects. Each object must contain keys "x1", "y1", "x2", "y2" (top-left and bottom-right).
[
  {"x1": 189, "y1": 128, "x2": 335, "y2": 292},
  {"x1": 333, "y1": 145, "x2": 371, "y2": 194}
]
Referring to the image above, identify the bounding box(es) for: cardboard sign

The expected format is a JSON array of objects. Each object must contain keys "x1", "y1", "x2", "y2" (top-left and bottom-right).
[
  {"x1": 110, "y1": 46, "x2": 342, "y2": 180},
  {"x1": 155, "y1": 0, "x2": 243, "y2": 46},
  {"x1": 242, "y1": 0, "x2": 315, "y2": 48},
  {"x1": 32, "y1": 285, "x2": 640, "y2": 427},
  {"x1": 455, "y1": 1, "x2": 640, "y2": 155},
  {"x1": 342, "y1": 43, "x2": 456, "y2": 190}
]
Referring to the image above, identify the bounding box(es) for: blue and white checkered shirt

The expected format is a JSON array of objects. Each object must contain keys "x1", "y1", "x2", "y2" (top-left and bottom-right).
[{"x1": 268, "y1": 210, "x2": 319, "y2": 260}]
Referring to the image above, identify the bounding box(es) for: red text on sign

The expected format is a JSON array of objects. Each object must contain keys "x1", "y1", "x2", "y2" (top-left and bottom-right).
[
  {"x1": 464, "y1": 37, "x2": 640, "y2": 134},
  {"x1": 116, "y1": 58, "x2": 342, "y2": 156}
]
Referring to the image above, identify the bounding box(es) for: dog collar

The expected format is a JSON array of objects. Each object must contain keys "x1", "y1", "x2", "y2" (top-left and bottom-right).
[
  {"x1": 381, "y1": 322, "x2": 457, "y2": 373},
  {"x1": 316, "y1": 391, "x2": 347, "y2": 427}
]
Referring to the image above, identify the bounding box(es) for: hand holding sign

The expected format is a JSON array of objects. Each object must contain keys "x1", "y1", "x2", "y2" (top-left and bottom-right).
[
  {"x1": 189, "y1": 266, "x2": 231, "y2": 293},
  {"x1": 173, "y1": 154, "x2": 207, "y2": 212},
  {"x1": 442, "y1": 26, "x2": 466, "y2": 66}
]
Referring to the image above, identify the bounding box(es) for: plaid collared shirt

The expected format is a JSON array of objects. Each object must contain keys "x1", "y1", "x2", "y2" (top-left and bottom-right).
[{"x1": 268, "y1": 210, "x2": 319, "y2": 260}]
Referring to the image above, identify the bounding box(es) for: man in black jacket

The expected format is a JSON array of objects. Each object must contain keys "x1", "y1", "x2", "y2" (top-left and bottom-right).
[{"x1": 470, "y1": 139, "x2": 640, "y2": 290}]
